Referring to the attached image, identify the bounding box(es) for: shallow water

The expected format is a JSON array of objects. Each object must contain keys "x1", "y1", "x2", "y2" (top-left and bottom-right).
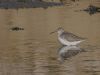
[{"x1": 0, "y1": 0, "x2": 100, "y2": 75}]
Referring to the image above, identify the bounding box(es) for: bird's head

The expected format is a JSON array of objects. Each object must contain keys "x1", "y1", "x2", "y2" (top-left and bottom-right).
[{"x1": 50, "y1": 27, "x2": 64, "y2": 34}]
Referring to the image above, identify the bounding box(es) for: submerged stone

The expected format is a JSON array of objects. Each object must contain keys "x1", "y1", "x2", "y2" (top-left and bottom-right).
[
  {"x1": 82, "y1": 5, "x2": 100, "y2": 15},
  {"x1": 11, "y1": 27, "x2": 24, "y2": 31}
]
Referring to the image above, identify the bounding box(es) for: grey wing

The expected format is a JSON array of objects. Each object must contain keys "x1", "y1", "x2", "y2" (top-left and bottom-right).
[{"x1": 61, "y1": 32, "x2": 85, "y2": 42}]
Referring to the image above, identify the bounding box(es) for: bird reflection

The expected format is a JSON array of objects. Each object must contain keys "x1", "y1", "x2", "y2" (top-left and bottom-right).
[{"x1": 58, "y1": 45, "x2": 84, "y2": 63}]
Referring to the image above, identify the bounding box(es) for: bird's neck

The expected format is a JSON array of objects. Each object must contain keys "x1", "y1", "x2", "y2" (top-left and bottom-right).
[{"x1": 57, "y1": 30, "x2": 64, "y2": 36}]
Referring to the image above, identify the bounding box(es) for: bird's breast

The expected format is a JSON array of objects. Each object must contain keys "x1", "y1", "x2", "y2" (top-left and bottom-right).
[{"x1": 58, "y1": 37, "x2": 70, "y2": 45}]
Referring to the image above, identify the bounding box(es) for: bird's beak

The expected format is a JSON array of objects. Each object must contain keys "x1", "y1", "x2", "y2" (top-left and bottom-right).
[{"x1": 50, "y1": 30, "x2": 57, "y2": 34}]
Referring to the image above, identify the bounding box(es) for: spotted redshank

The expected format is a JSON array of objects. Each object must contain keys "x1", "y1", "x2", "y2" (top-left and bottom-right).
[{"x1": 50, "y1": 27, "x2": 86, "y2": 46}]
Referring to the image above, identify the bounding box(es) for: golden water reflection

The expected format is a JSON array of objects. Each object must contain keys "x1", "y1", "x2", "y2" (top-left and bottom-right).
[{"x1": 0, "y1": 0, "x2": 100, "y2": 75}]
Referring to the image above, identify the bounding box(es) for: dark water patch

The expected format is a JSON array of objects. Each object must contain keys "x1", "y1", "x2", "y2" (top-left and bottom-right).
[
  {"x1": 82, "y1": 65, "x2": 100, "y2": 75},
  {"x1": 47, "y1": 70, "x2": 71, "y2": 73},
  {"x1": 82, "y1": 45, "x2": 100, "y2": 52},
  {"x1": 23, "y1": 42, "x2": 33, "y2": 45},
  {"x1": 84, "y1": 66, "x2": 100, "y2": 68},
  {"x1": 82, "y1": 60, "x2": 100, "y2": 62},
  {"x1": 43, "y1": 65, "x2": 60, "y2": 69},
  {"x1": 39, "y1": 65, "x2": 72, "y2": 72},
  {"x1": 47, "y1": 57, "x2": 57, "y2": 61},
  {"x1": 0, "y1": 1, "x2": 63, "y2": 9},
  {"x1": 83, "y1": 70, "x2": 100, "y2": 73}
]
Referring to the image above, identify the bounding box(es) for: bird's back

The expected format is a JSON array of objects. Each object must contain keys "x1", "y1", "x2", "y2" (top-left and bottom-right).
[{"x1": 60, "y1": 32, "x2": 85, "y2": 42}]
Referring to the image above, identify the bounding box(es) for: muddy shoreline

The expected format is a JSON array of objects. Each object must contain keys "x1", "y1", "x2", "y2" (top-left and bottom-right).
[{"x1": 0, "y1": 1, "x2": 63, "y2": 9}]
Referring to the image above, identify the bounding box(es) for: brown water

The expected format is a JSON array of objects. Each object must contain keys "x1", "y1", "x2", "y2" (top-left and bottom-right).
[{"x1": 0, "y1": 0, "x2": 100, "y2": 75}]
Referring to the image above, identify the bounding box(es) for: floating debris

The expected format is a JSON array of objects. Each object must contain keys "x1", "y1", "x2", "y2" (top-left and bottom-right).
[
  {"x1": 75, "y1": 5, "x2": 100, "y2": 15},
  {"x1": 83, "y1": 5, "x2": 100, "y2": 15},
  {"x1": 11, "y1": 27, "x2": 24, "y2": 31}
]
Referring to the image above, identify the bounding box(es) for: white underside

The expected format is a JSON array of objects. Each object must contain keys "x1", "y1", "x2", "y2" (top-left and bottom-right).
[{"x1": 58, "y1": 37, "x2": 84, "y2": 46}]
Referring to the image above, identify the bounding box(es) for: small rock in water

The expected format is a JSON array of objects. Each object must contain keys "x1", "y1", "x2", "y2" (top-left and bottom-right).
[
  {"x1": 83, "y1": 5, "x2": 100, "y2": 15},
  {"x1": 11, "y1": 27, "x2": 24, "y2": 31}
]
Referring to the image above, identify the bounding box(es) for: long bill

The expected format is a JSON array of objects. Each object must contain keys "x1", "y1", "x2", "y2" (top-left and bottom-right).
[{"x1": 50, "y1": 30, "x2": 57, "y2": 34}]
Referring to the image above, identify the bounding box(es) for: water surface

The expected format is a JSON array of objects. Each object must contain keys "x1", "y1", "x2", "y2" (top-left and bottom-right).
[{"x1": 0, "y1": 0, "x2": 100, "y2": 75}]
